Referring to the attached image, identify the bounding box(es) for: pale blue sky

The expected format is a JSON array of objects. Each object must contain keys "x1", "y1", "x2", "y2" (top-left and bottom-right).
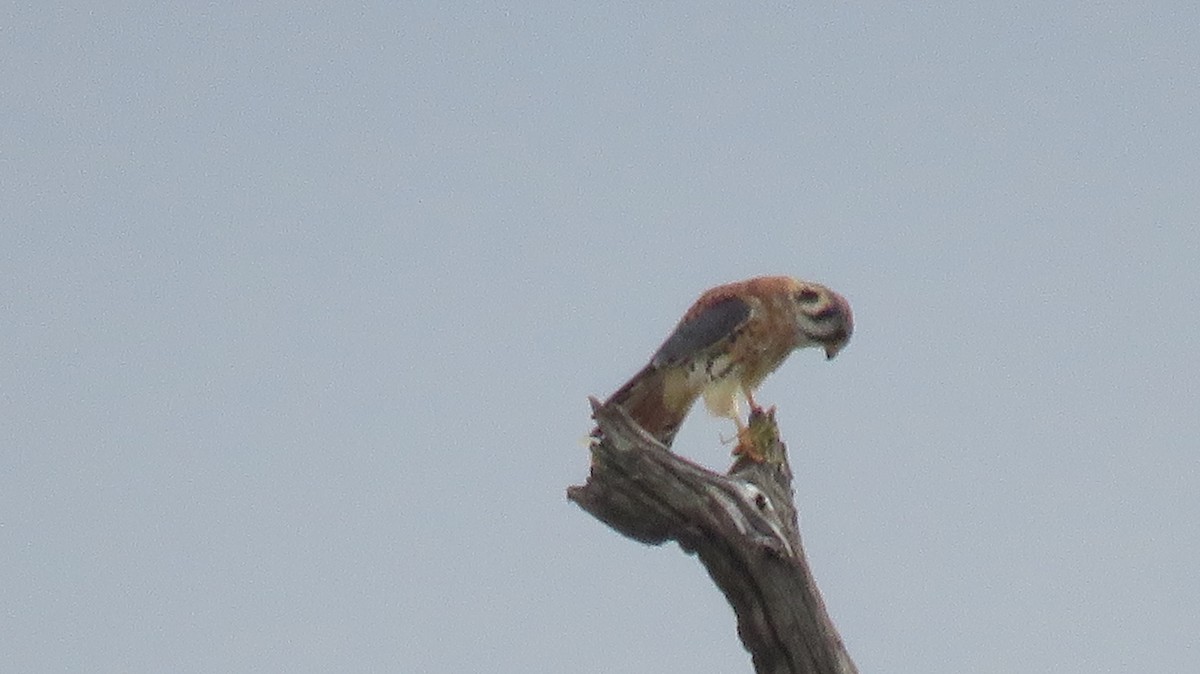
[{"x1": 3, "y1": 3, "x2": 1198, "y2": 672}]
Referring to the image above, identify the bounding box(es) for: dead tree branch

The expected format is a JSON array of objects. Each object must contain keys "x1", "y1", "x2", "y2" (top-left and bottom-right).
[{"x1": 568, "y1": 398, "x2": 857, "y2": 674}]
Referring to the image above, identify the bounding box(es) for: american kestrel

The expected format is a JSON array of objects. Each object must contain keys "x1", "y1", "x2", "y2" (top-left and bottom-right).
[{"x1": 599, "y1": 276, "x2": 853, "y2": 450}]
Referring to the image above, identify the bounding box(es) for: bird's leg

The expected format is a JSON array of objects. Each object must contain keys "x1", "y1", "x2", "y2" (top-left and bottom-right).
[
  {"x1": 706, "y1": 385, "x2": 756, "y2": 455},
  {"x1": 713, "y1": 393, "x2": 749, "y2": 446},
  {"x1": 719, "y1": 404, "x2": 748, "y2": 446},
  {"x1": 729, "y1": 400, "x2": 757, "y2": 458},
  {"x1": 722, "y1": 415, "x2": 757, "y2": 456},
  {"x1": 733, "y1": 416, "x2": 756, "y2": 456},
  {"x1": 743, "y1": 386, "x2": 763, "y2": 414},
  {"x1": 733, "y1": 386, "x2": 772, "y2": 462},
  {"x1": 716, "y1": 388, "x2": 759, "y2": 455}
]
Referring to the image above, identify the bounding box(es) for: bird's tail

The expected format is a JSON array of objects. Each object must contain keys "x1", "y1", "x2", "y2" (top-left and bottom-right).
[{"x1": 593, "y1": 365, "x2": 690, "y2": 448}]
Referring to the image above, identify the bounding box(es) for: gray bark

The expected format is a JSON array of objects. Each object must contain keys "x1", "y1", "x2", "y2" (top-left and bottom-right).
[{"x1": 568, "y1": 399, "x2": 858, "y2": 674}]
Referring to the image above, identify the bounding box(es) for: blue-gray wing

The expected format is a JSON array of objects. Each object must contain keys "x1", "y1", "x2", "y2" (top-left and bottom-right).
[{"x1": 650, "y1": 296, "x2": 751, "y2": 368}]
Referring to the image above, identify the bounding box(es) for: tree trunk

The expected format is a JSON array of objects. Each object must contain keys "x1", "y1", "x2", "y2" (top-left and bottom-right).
[{"x1": 568, "y1": 399, "x2": 858, "y2": 674}]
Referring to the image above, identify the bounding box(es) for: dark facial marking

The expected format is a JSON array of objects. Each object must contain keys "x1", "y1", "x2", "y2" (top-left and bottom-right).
[
  {"x1": 794, "y1": 288, "x2": 821, "y2": 305},
  {"x1": 813, "y1": 304, "x2": 842, "y2": 321}
]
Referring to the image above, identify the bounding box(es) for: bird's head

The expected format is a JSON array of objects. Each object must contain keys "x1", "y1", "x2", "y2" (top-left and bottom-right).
[{"x1": 789, "y1": 281, "x2": 854, "y2": 360}]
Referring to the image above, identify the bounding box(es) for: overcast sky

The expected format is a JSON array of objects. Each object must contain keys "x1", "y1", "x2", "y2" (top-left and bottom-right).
[{"x1": 3, "y1": 3, "x2": 1199, "y2": 672}]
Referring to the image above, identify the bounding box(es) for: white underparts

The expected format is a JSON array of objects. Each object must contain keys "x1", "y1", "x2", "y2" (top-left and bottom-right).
[{"x1": 701, "y1": 372, "x2": 742, "y2": 421}]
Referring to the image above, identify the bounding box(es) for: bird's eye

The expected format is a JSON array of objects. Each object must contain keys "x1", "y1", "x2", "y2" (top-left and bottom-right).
[{"x1": 795, "y1": 289, "x2": 821, "y2": 305}]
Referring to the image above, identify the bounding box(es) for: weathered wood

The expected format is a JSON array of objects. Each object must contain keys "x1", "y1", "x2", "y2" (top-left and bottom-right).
[{"x1": 568, "y1": 398, "x2": 857, "y2": 674}]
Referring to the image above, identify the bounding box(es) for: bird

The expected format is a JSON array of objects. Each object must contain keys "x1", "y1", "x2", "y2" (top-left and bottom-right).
[{"x1": 598, "y1": 276, "x2": 853, "y2": 450}]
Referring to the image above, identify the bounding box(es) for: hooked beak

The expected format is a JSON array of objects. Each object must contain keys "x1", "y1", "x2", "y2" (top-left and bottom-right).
[{"x1": 823, "y1": 331, "x2": 849, "y2": 360}]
